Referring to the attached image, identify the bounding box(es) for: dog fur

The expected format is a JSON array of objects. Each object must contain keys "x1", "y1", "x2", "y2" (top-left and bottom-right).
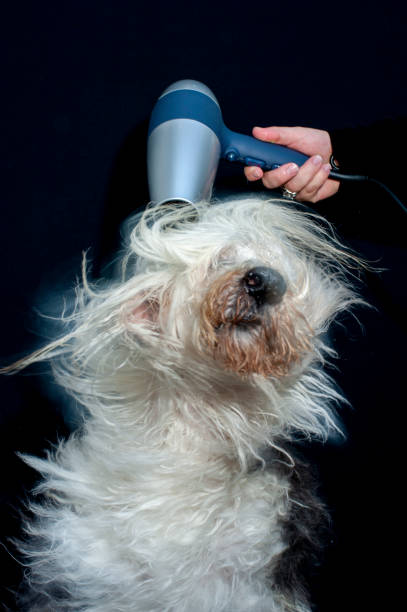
[{"x1": 11, "y1": 197, "x2": 361, "y2": 611}]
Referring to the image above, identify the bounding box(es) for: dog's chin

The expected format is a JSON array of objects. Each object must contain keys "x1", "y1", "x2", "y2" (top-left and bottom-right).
[{"x1": 213, "y1": 322, "x2": 308, "y2": 378}]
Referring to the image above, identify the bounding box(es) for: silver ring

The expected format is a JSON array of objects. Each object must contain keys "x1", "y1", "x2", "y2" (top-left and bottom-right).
[{"x1": 281, "y1": 187, "x2": 297, "y2": 200}]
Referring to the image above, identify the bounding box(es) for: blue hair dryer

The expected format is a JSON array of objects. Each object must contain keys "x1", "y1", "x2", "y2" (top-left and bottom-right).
[{"x1": 147, "y1": 79, "x2": 312, "y2": 205}]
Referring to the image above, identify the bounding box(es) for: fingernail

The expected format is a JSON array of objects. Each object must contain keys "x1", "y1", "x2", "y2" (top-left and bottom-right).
[
  {"x1": 285, "y1": 163, "x2": 299, "y2": 176},
  {"x1": 322, "y1": 163, "x2": 331, "y2": 172},
  {"x1": 312, "y1": 155, "x2": 323, "y2": 166},
  {"x1": 251, "y1": 168, "x2": 262, "y2": 179}
]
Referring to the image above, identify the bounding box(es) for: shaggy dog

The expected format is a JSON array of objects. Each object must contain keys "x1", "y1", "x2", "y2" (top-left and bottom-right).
[{"x1": 9, "y1": 197, "x2": 361, "y2": 611}]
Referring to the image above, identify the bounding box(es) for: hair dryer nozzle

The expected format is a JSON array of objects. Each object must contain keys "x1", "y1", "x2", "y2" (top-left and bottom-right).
[{"x1": 147, "y1": 80, "x2": 222, "y2": 205}]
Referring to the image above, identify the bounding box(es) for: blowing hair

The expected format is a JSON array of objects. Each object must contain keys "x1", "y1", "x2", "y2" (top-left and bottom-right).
[{"x1": 2, "y1": 197, "x2": 365, "y2": 455}]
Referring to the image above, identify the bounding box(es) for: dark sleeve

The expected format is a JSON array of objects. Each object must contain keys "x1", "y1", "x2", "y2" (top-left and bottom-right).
[
  {"x1": 321, "y1": 117, "x2": 406, "y2": 247},
  {"x1": 330, "y1": 117, "x2": 406, "y2": 185}
]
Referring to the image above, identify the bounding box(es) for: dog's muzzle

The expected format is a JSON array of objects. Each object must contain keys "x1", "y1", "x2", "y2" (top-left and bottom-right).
[{"x1": 243, "y1": 267, "x2": 287, "y2": 307}]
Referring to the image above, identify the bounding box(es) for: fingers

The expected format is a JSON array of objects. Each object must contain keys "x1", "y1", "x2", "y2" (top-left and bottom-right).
[
  {"x1": 283, "y1": 155, "x2": 331, "y2": 201},
  {"x1": 245, "y1": 155, "x2": 337, "y2": 203},
  {"x1": 284, "y1": 156, "x2": 338, "y2": 203},
  {"x1": 307, "y1": 177, "x2": 340, "y2": 201},
  {"x1": 252, "y1": 126, "x2": 302, "y2": 147},
  {"x1": 244, "y1": 162, "x2": 299, "y2": 188},
  {"x1": 244, "y1": 125, "x2": 337, "y2": 202},
  {"x1": 251, "y1": 125, "x2": 333, "y2": 160}
]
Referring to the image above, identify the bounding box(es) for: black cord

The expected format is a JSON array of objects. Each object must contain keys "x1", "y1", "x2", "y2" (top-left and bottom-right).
[
  {"x1": 367, "y1": 177, "x2": 407, "y2": 216},
  {"x1": 329, "y1": 171, "x2": 368, "y2": 181},
  {"x1": 329, "y1": 171, "x2": 407, "y2": 215}
]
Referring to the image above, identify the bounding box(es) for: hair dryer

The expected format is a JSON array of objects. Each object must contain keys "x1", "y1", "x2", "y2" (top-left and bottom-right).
[
  {"x1": 147, "y1": 80, "x2": 407, "y2": 212},
  {"x1": 147, "y1": 79, "x2": 313, "y2": 205}
]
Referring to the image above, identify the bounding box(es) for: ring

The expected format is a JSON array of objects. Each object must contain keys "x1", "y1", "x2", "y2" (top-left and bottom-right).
[{"x1": 281, "y1": 187, "x2": 297, "y2": 200}]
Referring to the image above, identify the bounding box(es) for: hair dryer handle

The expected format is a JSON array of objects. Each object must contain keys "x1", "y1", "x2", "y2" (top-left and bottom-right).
[{"x1": 221, "y1": 127, "x2": 309, "y2": 171}]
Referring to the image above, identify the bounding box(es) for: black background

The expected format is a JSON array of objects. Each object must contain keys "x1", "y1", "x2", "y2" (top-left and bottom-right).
[{"x1": 1, "y1": 2, "x2": 406, "y2": 610}]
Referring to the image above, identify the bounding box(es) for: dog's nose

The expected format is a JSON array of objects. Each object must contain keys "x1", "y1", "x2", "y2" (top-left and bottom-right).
[{"x1": 244, "y1": 267, "x2": 287, "y2": 306}]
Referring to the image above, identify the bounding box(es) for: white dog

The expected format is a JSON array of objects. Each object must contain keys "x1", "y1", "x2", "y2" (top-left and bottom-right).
[{"x1": 11, "y1": 197, "x2": 361, "y2": 611}]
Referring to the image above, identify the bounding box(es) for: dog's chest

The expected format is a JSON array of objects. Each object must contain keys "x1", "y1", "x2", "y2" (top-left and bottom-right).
[{"x1": 101, "y1": 460, "x2": 290, "y2": 571}]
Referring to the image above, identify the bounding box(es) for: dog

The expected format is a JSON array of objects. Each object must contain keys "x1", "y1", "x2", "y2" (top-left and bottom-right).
[{"x1": 10, "y1": 196, "x2": 361, "y2": 611}]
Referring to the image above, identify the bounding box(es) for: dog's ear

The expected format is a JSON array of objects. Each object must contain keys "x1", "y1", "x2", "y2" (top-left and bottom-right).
[
  {"x1": 122, "y1": 295, "x2": 160, "y2": 331},
  {"x1": 128, "y1": 298, "x2": 159, "y2": 324}
]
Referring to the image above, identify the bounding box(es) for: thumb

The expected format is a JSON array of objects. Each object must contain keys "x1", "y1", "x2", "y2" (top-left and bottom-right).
[{"x1": 252, "y1": 126, "x2": 299, "y2": 146}]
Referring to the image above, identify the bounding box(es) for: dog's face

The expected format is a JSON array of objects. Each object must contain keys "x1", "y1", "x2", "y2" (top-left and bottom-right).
[
  {"x1": 198, "y1": 261, "x2": 311, "y2": 378},
  {"x1": 123, "y1": 199, "x2": 354, "y2": 383}
]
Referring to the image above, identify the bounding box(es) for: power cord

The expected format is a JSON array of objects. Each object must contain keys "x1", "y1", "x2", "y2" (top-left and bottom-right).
[{"x1": 329, "y1": 170, "x2": 407, "y2": 215}]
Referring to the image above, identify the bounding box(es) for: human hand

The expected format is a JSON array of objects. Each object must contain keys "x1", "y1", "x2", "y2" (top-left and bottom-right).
[{"x1": 244, "y1": 126, "x2": 340, "y2": 202}]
